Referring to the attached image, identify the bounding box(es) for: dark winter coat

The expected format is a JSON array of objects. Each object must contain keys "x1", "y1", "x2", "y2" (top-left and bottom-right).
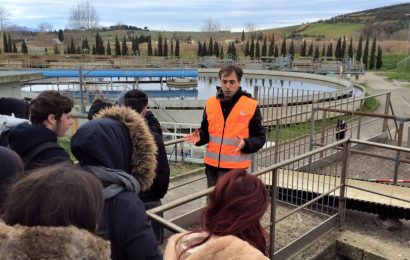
[
  {"x1": 140, "y1": 111, "x2": 170, "y2": 202},
  {"x1": 8, "y1": 123, "x2": 71, "y2": 171},
  {"x1": 71, "y1": 106, "x2": 161, "y2": 260},
  {"x1": 196, "y1": 87, "x2": 266, "y2": 169}
]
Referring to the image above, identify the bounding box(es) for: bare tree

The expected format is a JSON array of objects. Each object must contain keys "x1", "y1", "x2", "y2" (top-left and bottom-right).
[
  {"x1": 38, "y1": 22, "x2": 53, "y2": 32},
  {"x1": 67, "y1": 1, "x2": 99, "y2": 30},
  {"x1": 0, "y1": 7, "x2": 10, "y2": 39},
  {"x1": 244, "y1": 22, "x2": 257, "y2": 34},
  {"x1": 202, "y1": 18, "x2": 221, "y2": 32}
]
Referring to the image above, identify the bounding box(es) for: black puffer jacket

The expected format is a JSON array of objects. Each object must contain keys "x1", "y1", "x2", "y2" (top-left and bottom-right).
[
  {"x1": 196, "y1": 87, "x2": 266, "y2": 156},
  {"x1": 140, "y1": 111, "x2": 170, "y2": 202},
  {"x1": 71, "y1": 106, "x2": 161, "y2": 260},
  {"x1": 8, "y1": 123, "x2": 71, "y2": 171}
]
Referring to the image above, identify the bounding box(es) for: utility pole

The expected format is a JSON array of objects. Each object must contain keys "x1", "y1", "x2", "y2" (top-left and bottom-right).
[
  {"x1": 406, "y1": 14, "x2": 410, "y2": 56},
  {"x1": 79, "y1": 65, "x2": 85, "y2": 113}
]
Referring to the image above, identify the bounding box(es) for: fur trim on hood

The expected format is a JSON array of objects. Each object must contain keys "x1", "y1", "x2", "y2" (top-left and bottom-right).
[
  {"x1": 0, "y1": 222, "x2": 111, "y2": 259},
  {"x1": 95, "y1": 106, "x2": 157, "y2": 192}
]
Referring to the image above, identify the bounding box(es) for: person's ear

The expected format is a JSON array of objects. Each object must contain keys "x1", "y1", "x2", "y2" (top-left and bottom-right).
[{"x1": 47, "y1": 114, "x2": 57, "y2": 125}]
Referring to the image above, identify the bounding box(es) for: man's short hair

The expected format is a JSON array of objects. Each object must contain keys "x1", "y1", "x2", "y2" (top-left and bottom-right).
[
  {"x1": 123, "y1": 89, "x2": 148, "y2": 114},
  {"x1": 218, "y1": 65, "x2": 243, "y2": 81},
  {"x1": 30, "y1": 91, "x2": 74, "y2": 125},
  {"x1": 87, "y1": 99, "x2": 113, "y2": 120}
]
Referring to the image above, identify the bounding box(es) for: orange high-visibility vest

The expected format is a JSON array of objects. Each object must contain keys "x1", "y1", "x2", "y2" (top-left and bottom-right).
[{"x1": 204, "y1": 96, "x2": 257, "y2": 169}]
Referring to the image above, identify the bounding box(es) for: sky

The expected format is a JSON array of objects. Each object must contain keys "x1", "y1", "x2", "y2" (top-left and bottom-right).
[{"x1": 2, "y1": 0, "x2": 407, "y2": 32}]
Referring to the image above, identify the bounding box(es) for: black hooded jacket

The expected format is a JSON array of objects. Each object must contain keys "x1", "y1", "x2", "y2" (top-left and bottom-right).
[
  {"x1": 196, "y1": 87, "x2": 266, "y2": 168},
  {"x1": 71, "y1": 107, "x2": 161, "y2": 260},
  {"x1": 9, "y1": 123, "x2": 71, "y2": 171}
]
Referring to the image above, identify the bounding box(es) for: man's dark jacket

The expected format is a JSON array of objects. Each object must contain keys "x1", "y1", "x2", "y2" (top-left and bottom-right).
[
  {"x1": 140, "y1": 111, "x2": 170, "y2": 202},
  {"x1": 196, "y1": 87, "x2": 266, "y2": 169},
  {"x1": 8, "y1": 123, "x2": 71, "y2": 171}
]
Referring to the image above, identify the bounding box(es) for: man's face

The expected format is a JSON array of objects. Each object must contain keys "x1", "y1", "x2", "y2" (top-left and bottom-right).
[
  {"x1": 220, "y1": 72, "x2": 240, "y2": 99},
  {"x1": 55, "y1": 112, "x2": 73, "y2": 136}
]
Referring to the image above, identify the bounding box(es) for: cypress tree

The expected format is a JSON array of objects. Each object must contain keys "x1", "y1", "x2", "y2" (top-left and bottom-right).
[
  {"x1": 154, "y1": 48, "x2": 158, "y2": 56},
  {"x1": 241, "y1": 30, "x2": 245, "y2": 42},
  {"x1": 255, "y1": 40, "x2": 260, "y2": 60},
  {"x1": 7, "y1": 35, "x2": 12, "y2": 53},
  {"x1": 268, "y1": 40, "x2": 274, "y2": 57},
  {"x1": 307, "y1": 43, "x2": 313, "y2": 57},
  {"x1": 58, "y1": 29, "x2": 64, "y2": 43},
  {"x1": 289, "y1": 39, "x2": 295, "y2": 60},
  {"x1": 356, "y1": 34, "x2": 363, "y2": 62},
  {"x1": 53, "y1": 44, "x2": 59, "y2": 55},
  {"x1": 219, "y1": 46, "x2": 224, "y2": 59},
  {"x1": 231, "y1": 42, "x2": 237, "y2": 58},
  {"x1": 261, "y1": 36, "x2": 267, "y2": 60},
  {"x1": 82, "y1": 37, "x2": 89, "y2": 53},
  {"x1": 92, "y1": 45, "x2": 96, "y2": 55},
  {"x1": 208, "y1": 36, "x2": 213, "y2": 56},
  {"x1": 106, "y1": 41, "x2": 111, "y2": 55},
  {"x1": 341, "y1": 36, "x2": 346, "y2": 58},
  {"x1": 115, "y1": 36, "x2": 121, "y2": 55},
  {"x1": 348, "y1": 37, "x2": 353, "y2": 59},
  {"x1": 202, "y1": 42, "x2": 207, "y2": 57},
  {"x1": 171, "y1": 40, "x2": 174, "y2": 57},
  {"x1": 244, "y1": 40, "x2": 250, "y2": 56},
  {"x1": 164, "y1": 38, "x2": 168, "y2": 57},
  {"x1": 122, "y1": 35, "x2": 128, "y2": 55},
  {"x1": 274, "y1": 45, "x2": 279, "y2": 57},
  {"x1": 68, "y1": 37, "x2": 74, "y2": 54},
  {"x1": 314, "y1": 46, "x2": 320, "y2": 60},
  {"x1": 321, "y1": 44, "x2": 326, "y2": 57},
  {"x1": 134, "y1": 36, "x2": 139, "y2": 53},
  {"x1": 369, "y1": 35, "x2": 376, "y2": 70},
  {"x1": 3, "y1": 34, "x2": 7, "y2": 53},
  {"x1": 21, "y1": 41, "x2": 28, "y2": 54},
  {"x1": 197, "y1": 41, "x2": 202, "y2": 57},
  {"x1": 326, "y1": 42, "x2": 333, "y2": 57},
  {"x1": 175, "y1": 38, "x2": 180, "y2": 58},
  {"x1": 250, "y1": 35, "x2": 255, "y2": 59},
  {"x1": 335, "y1": 38, "x2": 342, "y2": 59},
  {"x1": 376, "y1": 45, "x2": 383, "y2": 69},
  {"x1": 362, "y1": 36, "x2": 369, "y2": 69},
  {"x1": 300, "y1": 40, "x2": 306, "y2": 57},
  {"x1": 147, "y1": 36, "x2": 153, "y2": 56},
  {"x1": 280, "y1": 36, "x2": 287, "y2": 56},
  {"x1": 157, "y1": 34, "x2": 162, "y2": 56},
  {"x1": 213, "y1": 41, "x2": 219, "y2": 57}
]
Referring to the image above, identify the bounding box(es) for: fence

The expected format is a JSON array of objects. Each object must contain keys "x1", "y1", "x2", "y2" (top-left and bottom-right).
[{"x1": 154, "y1": 137, "x2": 410, "y2": 259}]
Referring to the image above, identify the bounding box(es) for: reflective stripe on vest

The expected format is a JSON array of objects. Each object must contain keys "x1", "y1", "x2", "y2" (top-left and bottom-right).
[{"x1": 204, "y1": 95, "x2": 257, "y2": 169}]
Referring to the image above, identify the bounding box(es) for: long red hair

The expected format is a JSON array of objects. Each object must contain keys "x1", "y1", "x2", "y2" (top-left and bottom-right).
[{"x1": 177, "y1": 169, "x2": 269, "y2": 258}]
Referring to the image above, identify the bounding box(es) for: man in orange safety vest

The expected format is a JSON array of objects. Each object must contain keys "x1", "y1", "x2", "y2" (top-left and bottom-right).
[{"x1": 184, "y1": 65, "x2": 266, "y2": 187}]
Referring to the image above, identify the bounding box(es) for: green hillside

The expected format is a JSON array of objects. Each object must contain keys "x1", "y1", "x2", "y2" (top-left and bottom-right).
[{"x1": 301, "y1": 23, "x2": 365, "y2": 39}]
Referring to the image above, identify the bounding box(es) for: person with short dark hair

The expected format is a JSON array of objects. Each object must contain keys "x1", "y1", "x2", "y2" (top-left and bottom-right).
[
  {"x1": 8, "y1": 91, "x2": 74, "y2": 171},
  {"x1": 0, "y1": 147, "x2": 23, "y2": 213},
  {"x1": 123, "y1": 89, "x2": 170, "y2": 244},
  {"x1": 71, "y1": 106, "x2": 162, "y2": 260},
  {"x1": 184, "y1": 65, "x2": 266, "y2": 187},
  {"x1": 0, "y1": 161, "x2": 110, "y2": 259},
  {"x1": 87, "y1": 99, "x2": 113, "y2": 120},
  {"x1": 164, "y1": 169, "x2": 269, "y2": 259}
]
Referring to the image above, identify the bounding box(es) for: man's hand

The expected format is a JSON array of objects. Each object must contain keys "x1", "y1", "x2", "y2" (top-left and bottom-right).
[
  {"x1": 184, "y1": 129, "x2": 200, "y2": 145},
  {"x1": 232, "y1": 135, "x2": 245, "y2": 153}
]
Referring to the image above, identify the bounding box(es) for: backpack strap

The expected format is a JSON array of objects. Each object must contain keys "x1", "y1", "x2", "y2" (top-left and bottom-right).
[{"x1": 23, "y1": 142, "x2": 61, "y2": 166}]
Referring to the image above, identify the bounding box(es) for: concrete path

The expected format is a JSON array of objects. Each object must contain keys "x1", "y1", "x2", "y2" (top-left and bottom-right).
[{"x1": 363, "y1": 72, "x2": 410, "y2": 143}]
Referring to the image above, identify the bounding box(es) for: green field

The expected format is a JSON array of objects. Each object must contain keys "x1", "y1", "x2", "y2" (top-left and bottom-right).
[{"x1": 302, "y1": 22, "x2": 365, "y2": 39}]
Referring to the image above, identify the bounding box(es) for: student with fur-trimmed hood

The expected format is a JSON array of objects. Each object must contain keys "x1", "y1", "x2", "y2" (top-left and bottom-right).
[{"x1": 70, "y1": 106, "x2": 162, "y2": 260}]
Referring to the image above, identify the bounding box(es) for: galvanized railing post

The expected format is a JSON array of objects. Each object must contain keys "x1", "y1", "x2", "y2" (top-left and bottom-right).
[
  {"x1": 270, "y1": 169, "x2": 277, "y2": 260},
  {"x1": 338, "y1": 139, "x2": 350, "y2": 229},
  {"x1": 382, "y1": 93, "x2": 391, "y2": 132}
]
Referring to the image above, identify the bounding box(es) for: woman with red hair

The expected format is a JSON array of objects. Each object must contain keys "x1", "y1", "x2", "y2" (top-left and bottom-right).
[{"x1": 164, "y1": 169, "x2": 269, "y2": 259}]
